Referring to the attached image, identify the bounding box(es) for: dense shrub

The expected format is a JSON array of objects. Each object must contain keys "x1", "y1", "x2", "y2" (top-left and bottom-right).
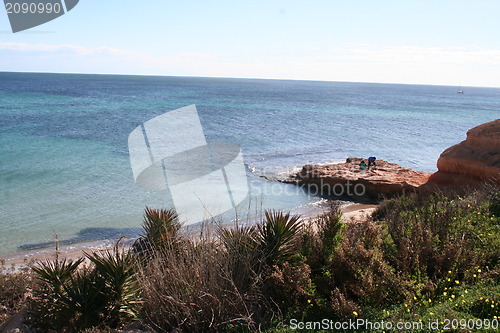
[
  {"x1": 1, "y1": 185, "x2": 496, "y2": 332},
  {"x1": 374, "y1": 187, "x2": 500, "y2": 284},
  {"x1": 293, "y1": 203, "x2": 405, "y2": 320},
  {"x1": 301, "y1": 202, "x2": 345, "y2": 269},
  {"x1": 262, "y1": 259, "x2": 316, "y2": 319}
]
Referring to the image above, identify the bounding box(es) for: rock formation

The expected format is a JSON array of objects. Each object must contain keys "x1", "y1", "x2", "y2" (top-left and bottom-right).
[
  {"x1": 284, "y1": 120, "x2": 498, "y2": 200},
  {"x1": 284, "y1": 158, "x2": 430, "y2": 200},
  {"x1": 425, "y1": 119, "x2": 500, "y2": 187}
]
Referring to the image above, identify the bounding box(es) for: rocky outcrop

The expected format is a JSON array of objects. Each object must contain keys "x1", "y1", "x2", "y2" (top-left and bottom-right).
[
  {"x1": 284, "y1": 158, "x2": 430, "y2": 200},
  {"x1": 425, "y1": 119, "x2": 500, "y2": 187},
  {"x1": 284, "y1": 120, "x2": 498, "y2": 200}
]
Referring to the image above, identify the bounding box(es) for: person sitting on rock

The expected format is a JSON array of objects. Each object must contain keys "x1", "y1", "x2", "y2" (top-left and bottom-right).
[
  {"x1": 367, "y1": 156, "x2": 376, "y2": 170},
  {"x1": 359, "y1": 160, "x2": 367, "y2": 171}
]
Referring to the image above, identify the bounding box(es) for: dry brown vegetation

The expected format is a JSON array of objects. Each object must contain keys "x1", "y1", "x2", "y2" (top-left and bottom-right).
[{"x1": 0, "y1": 184, "x2": 498, "y2": 332}]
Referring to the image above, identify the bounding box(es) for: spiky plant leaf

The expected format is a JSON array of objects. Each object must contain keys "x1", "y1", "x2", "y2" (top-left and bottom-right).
[
  {"x1": 84, "y1": 242, "x2": 141, "y2": 320},
  {"x1": 31, "y1": 257, "x2": 83, "y2": 290},
  {"x1": 142, "y1": 207, "x2": 181, "y2": 250},
  {"x1": 218, "y1": 225, "x2": 262, "y2": 290},
  {"x1": 58, "y1": 267, "x2": 108, "y2": 326},
  {"x1": 258, "y1": 210, "x2": 302, "y2": 264},
  {"x1": 219, "y1": 225, "x2": 258, "y2": 252}
]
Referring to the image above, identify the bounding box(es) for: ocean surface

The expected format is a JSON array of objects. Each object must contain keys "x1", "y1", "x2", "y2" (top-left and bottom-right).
[{"x1": 0, "y1": 72, "x2": 499, "y2": 255}]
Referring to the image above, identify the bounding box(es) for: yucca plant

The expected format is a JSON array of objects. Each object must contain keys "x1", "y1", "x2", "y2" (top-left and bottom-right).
[
  {"x1": 84, "y1": 242, "x2": 141, "y2": 322},
  {"x1": 31, "y1": 241, "x2": 141, "y2": 330},
  {"x1": 31, "y1": 257, "x2": 89, "y2": 330},
  {"x1": 134, "y1": 207, "x2": 182, "y2": 255},
  {"x1": 31, "y1": 257, "x2": 83, "y2": 292},
  {"x1": 219, "y1": 225, "x2": 258, "y2": 253},
  {"x1": 219, "y1": 225, "x2": 262, "y2": 291},
  {"x1": 57, "y1": 267, "x2": 109, "y2": 328},
  {"x1": 258, "y1": 210, "x2": 303, "y2": 265}
]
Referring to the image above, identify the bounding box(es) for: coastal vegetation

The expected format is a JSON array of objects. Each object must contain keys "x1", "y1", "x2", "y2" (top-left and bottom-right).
[{"x1": 0, "y1": 184, "x2": 498, "y2": 332}]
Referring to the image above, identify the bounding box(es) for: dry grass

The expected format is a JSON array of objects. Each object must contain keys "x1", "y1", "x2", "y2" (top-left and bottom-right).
[
  {"x1": 138, "y1": 238, "x2": 269, "y2": 332},
  {"x1": 0, "y1": 262, "x2": 34, "y2": 326}
]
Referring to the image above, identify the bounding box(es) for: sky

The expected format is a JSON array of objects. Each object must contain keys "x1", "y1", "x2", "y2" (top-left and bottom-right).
[{"x1": 1, "y1": 0, "x2": 500, "y2": 87}]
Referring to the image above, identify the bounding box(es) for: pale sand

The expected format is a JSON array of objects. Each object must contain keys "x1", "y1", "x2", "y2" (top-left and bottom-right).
[
  {"x1": 341, "y1": 203, "x2": 378, "y2": 222},
  {"x1": 0, "y1": 202, "x2": 378, "y2": 270},
  {"x1": 0, "y1": 240, "x2": 118, "y2": 272}
]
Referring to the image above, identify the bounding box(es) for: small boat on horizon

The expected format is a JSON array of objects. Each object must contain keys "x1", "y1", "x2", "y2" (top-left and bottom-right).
[{"x1": 457, "y1": 84, "x2": 464, "y2": 94}]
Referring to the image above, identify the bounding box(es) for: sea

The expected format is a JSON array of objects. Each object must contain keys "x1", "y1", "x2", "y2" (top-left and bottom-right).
[{"x1": 0, "y1": 72, "x2": 499, "y2": 255}]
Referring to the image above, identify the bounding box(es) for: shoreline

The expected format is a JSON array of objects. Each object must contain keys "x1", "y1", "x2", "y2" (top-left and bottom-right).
[{"x1": 0, "y1": 201, "x2": 377, "y2": 271}]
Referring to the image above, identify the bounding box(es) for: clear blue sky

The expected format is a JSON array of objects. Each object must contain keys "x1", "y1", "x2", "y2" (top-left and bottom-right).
[{"x1": 1, "y1": 0, "x2": 500, "y2": 87}]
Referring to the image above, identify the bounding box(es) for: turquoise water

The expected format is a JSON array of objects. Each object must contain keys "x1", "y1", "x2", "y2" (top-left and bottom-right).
[{"x1": 0, "y1": 72, "x2": 499, "y2": 254}]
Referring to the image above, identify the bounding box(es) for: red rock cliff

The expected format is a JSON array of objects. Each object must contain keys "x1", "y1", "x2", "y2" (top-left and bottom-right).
[{"x1": 425, "y1": 119, "x2": 500, "y2": 187}]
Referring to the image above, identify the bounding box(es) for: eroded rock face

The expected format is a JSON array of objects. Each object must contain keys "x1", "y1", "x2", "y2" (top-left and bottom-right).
[
  {"x1": 285, "y1": 158, "x2": 430, "y2": 200},
  {"x1": 425, "y1": 119, "x2": 500, "y2": 187}
]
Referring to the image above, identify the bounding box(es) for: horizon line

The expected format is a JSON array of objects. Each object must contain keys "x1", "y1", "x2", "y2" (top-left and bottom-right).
[{"x1": 1, "y1": 70, "x2": 499, "y2": 89}]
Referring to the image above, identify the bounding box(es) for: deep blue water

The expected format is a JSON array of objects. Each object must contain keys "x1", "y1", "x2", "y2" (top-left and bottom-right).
[{"x1": 1, "y1": 72, "x2": 499, "y2": 254}]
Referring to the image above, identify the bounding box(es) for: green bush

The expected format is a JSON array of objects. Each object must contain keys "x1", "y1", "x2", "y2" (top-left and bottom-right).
[
  {"x1": 374, "y1": 189, "x2": 499, "y2": 284},
  {"x1": 30, "y1": 242, "x2": 140, "y2": 331}
]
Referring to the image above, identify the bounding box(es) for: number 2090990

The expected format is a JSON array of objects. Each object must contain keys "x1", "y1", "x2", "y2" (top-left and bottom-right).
[{"x1": 5, "y1": 2, "x2": 62, "y2": 14}]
